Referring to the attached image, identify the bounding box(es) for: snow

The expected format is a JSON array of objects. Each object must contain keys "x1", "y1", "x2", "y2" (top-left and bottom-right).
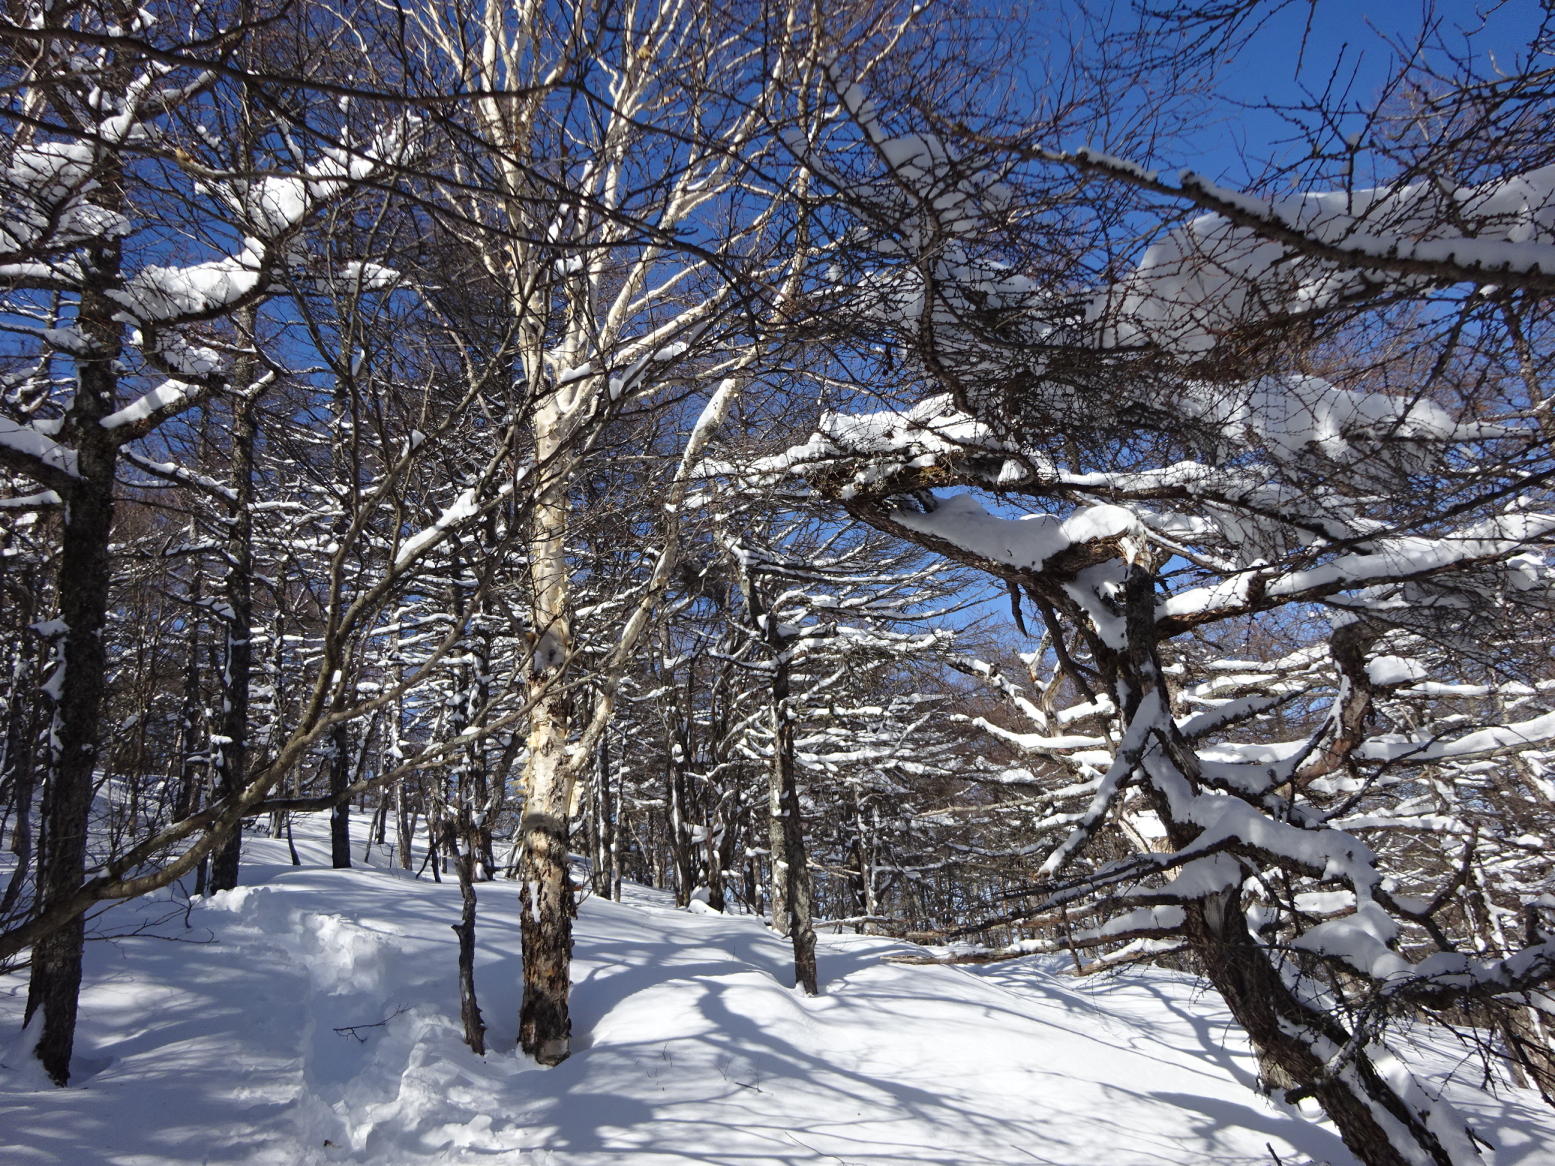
[
  {"x1": 395, "y1": 487, "x2": 481, "y2": 568},
  {"x1": 1177, "y1": 374, "x2": 1507, "y2": 463},
  {"x1": 1366, "y1": 655, "x2": 1428, "y2": 687},
  {"x1": 6, "y1": 813, "x2": 1550, "y2": 1165},
  {"x1": 0, "y1": 417, "x2": 78, "y2": 478},
  {"x1": 1266, "y1": 511, "x2": 1555, "y2": 599},
  {"x1": 116, "y1": 256, "x2": 263, "y2": 324},
  {"x1": 0, "y1": 141, "x2": 114, "y2": 258},
  {"x1": 1100, "y1": 163, "x2": 1555, "y2": 354},
  {"x1": 712, "y1": 395, "x2": 1014, "y2": 495},
  {"x1": 893, "y1": 494, "x2": 1140, "y2": 574},
  {"x1": 1358, "y1": 708, "x2": 1555, "y2": 764},
  {"x1": 0, "y1": 490, "x2": 61, "y2": 509},
  {"x1": 334, "y1": 261, "x2": 401, "y2": 291},
  {"x1": 100, "y1": 380, "x2": 192, "y2": 430}
]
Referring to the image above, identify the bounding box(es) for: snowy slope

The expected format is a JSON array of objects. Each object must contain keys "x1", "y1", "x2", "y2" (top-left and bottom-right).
[{"x1": 2, "y1": 818, "x2": 1551, "y2": 1166}]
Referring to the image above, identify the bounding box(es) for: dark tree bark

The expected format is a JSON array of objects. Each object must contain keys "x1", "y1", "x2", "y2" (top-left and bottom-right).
[
  {"x1": 517, "y1": 805, "x2": 573, "y2": 1065},
  {"x1": 703, "y1": 800, "x2": 727, "y2": 914},
  {"x1": 665, "y1": 749, "x2": 696, "y2": 908},
  {"x1": 26, "y1": 170, "x2": 125, "y2": 1082},
  {"x1": 210, "y1": 358, "x2": 260, "y2": 893},
  {"x1": 771, "y1": 663, "x2": 817, "y2": 996},
  {"x1": 395, "y1": 780, "x2": 415, "y2": 871},
  {"x1": 329, "y1": 725, "x2": 351, "y2": 869},
  {"x1": 433, "y1": 818, "x2": 485, "y2": 1054},
  {"x1": 1106, "y1": 565, "x2": 1457, "y2": 1166},
  {"x1": 173, "y1": 574, "x2": 204, "y2": 825},
  {"x1": 590, "y1": 733, "x2": 615, "y2": 899},
  {"x1": 744, "y1": 571, "x2": 817, "y2": 994},
  {"x1": 0, "y1": 584, "x2": 42, "y2": 924}
]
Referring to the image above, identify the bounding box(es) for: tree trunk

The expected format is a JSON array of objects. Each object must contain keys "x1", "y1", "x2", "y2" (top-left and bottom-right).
[
  {"x1": 768, "y1": 632, "x2": 816, "y2": 994},
  {"x1": 590, "y1": 734, "x2": 615, "y2": 899},
  {"x1": 26, "y1": 204, "x2": 124, "y2": 1083},
  {"x1": 517, "y1": 791, "x2": 574, "y2": 1065},
  {"x1": 516, "y1": 400, "x2": 581, "y2": 1064},
  {"x1": 516, "y1": 607, "x2": 576, "y2": 1062},
  {"x1": 666, "y1": 755, "x2": 696, "y2": 907},
  {"x1": 1500, "y1": 995, "x2": 1555, "y2": 1107},
  {"x1": 1185, "y1": 895, "x2": 1455, "y2": 1166},
  {"x1": 433, "y1": 818, "x2": 485, "y2": 1054},
  {"x1": 395, "y1": 780, "x2": 414, "y2": 871},
  {"x1": 329, "y1": 725, "x2": 351, "y2": 868},
  {"x1": 23, "y1": 425, "x2": 107, "y2": 1075},
  {"x1": 0, "y1": 589, "x2": 41, "y2": 923},
  {"x1": 1107, "y1": 565, "x2": 1457, "y2": 1166},
  {"x1": 210, "y1": 368, "x2": 259, "y2": 894},
  {"x1": 766, "y1": 738, "x2": 788, "y2": 935},
  {"x1": 173, "y1": 575, "x2": 204, "y2": 824},
  {"x1": 703, "y1": 803, "x2": 727, "y2": 914}
]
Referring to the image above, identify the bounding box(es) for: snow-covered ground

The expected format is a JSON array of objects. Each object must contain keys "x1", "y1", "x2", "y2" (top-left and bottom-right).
[{"x1": 3, "y1": 817, "x2": 1552, "y2": 1166}]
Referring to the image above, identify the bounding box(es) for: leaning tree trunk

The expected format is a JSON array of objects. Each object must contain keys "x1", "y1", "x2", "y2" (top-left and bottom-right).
[
  {"x1": 1185, "y1": 895, "x2": 1457, "y2": 1166},
  {"x1": 1465, "y1": 867, "x2": 1555, "y2": 1106},
  {"x1": 1109, "y1": 564, "x2": 1458, "y2": 1166}
]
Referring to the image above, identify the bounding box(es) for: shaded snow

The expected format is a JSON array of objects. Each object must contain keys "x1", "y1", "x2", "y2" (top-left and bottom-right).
[{"x1": 1, "y1": 815, "x2": 1551, "y2": 1165}]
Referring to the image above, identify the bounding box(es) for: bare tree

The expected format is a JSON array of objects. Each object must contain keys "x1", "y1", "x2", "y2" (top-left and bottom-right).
[
  {"x1": 386, "y1": 0, "x2": 935, "y2": 1063},
  {"x1": 736, "y1": 12, "x2": 1555, "y2": 1164}
]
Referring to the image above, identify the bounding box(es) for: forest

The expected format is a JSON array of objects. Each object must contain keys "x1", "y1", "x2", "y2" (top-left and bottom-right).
[{"x1": 1, "y1": 2, "x2": 1553, "y2": 1165}]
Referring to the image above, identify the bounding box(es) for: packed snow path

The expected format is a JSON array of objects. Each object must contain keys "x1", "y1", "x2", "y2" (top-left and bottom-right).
[{"x1": 3, "y1": 819, "x2": 1551, "y2": 1165}]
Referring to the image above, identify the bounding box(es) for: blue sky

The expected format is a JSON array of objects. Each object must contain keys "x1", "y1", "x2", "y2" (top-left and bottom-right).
[{"x1": 1198, "y1": 0, "x2": 1550, "y2": 182}]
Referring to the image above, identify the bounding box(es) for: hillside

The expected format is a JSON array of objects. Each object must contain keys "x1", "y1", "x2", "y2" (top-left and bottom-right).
[{"x1": 2, "y1": 818, "x2": 1551, "y2": 1166}]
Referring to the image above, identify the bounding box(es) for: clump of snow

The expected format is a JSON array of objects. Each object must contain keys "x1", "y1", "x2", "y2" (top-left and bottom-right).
[
  {"x1": 100, "y1": 379, "x2": 193, "y2": 430},
  {"x1": 893, "y1": 494, "x2": 1140, "y2": 574},
  {"x1": 0, "y1": 418, "x2": 78, "y2": 478},
  {"x1": 1366, "y1": 655, "x2": 1428, "y2": 687},
  {"x1": 1098, "y1": 163, "x2": 1555, "y2": 355},
  {"x1": 394, "y1": 487, "x2": 481, "y2": 568},
  {"x1": 1177, "y1": 374, "x2": 1507, "y2": 463}
]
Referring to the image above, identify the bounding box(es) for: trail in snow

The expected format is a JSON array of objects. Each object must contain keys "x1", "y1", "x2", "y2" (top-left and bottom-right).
[{"x1": 2, "y1": 816, "x2": 1551, "y2": 1165}]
